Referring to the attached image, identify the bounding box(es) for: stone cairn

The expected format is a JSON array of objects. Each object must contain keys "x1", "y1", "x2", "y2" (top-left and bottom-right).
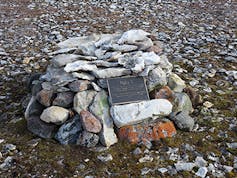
[{"x1": 25, "y1": 29, "x2": 198, "y2": 148}]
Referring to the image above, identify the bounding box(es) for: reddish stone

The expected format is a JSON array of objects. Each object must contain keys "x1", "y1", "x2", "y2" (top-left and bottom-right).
[
  {"x1": 155, "y1": 86, "x2": 175, "y2": 102},
  {"x1": 118, "y1": 120, "x2": 176, "y2": 144},
  {"x1": 183, "y1": 86, "x2": 203, "y2": 108},
  {"x1": 80, "y1": 110, "x2": 102, "y2": 133},
  {"x1": 36, "y1": 89, "x2": 54, "y2": 107}
]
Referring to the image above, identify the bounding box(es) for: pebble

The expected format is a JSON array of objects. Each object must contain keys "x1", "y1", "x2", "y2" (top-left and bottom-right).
[
  {"x1": 195, "y1": 167, "x2": 208, "y2": 178},
  {"x1": 158, "y1": 167, "x2": 168, "y2": 174},
  {"x1": 139, "y1": 155, "x2": 153, "y2": 163},
  {"x1": 97, "y1": 154, "x2": 113, "y2": 162}
]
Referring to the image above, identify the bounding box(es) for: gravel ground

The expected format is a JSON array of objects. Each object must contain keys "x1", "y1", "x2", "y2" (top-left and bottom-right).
[{"x1": 0, "y1": 0, "x2": 236, "y2": 177}]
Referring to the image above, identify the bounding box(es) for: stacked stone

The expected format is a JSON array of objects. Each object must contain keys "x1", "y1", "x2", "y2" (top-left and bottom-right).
[{"x1": 25, "y1": 29, "x2": 199, "y2": 148}]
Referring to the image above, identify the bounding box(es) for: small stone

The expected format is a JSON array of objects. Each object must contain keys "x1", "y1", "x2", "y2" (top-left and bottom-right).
[
  {"x1": 203, "y1": 101, "x2": 214, "y2": 108},
  {"x1": 0, "y1": 156, "x2": 13, "y2": 170},
  {"x1": 171, "y1": 111, "x2": 194, "y2": 131},
  {"x1": 227, "y1": 142, "x2": 237, "y2": 149},
  {"x1": 36, "y1": 89, "x2": 54, "y2": 107},
  {"x1": 133, "y1": 147, "x2": 142, "y2": 155},
  {"x1": 158, "y1": 168, "x2": 168, "y2": 174},
  {"x1": 80, "y1": 110, "x2": 102, "y2": 133},
  {"x1": 27, "y1": 115, "x2": 58, "y2": 139},
  {"x1": 3, "y1": 144, "x2": 16, "y2": 152},
  {"x1": 168, "y1": 73, "x2": 186, "y2": 92},
  {"x1": 139, "y1": 155, "x2": 153, "y2": 163},
  {"x1": 174, "y1": 162, "x2": 195, "y2": 171},
  {"x1": 52, "y1": 91, "x2": 74, "y2": 108},
  {"x1": 72, "y1": 72, "x2": 95, "y2": 81},
  {"x1": 68, "y1": 80, "x2": 90, "y2": 92},
  {"x1": 173, "y1": 93, "x2": 194, "y2": 114},
  {"x1": 141, "y1": 167, "x2": 152, "y2": 175},
  {"x1": 118, "y1": 29, "x2": 150, "y2": 44},
  {"x1": 152, "y1": 86, "x2": 174, "y2": 102},
  {"x1": 111, "y1": 99, "x2": 173, "y2": 128},
  {"x1": 77, "y1": 131, "x2": 99, "y2": 148},
  {"x1": 223, "y1": 165, "x2": 233, "y2": 173},
  {"x1": 195, "y1": 167, "x2": 208, "y2": 178},
  {"x1": 97, "y1": 154, "x2": 113, "y2": 162},
  {"x1": 183, "y1": 87, "x2": 203, "y2": 108},
  {"x1": 195, "y1": 156, "x2": 208, "y2": 168},
  {"x1": 74, "y1": 90, "x2": 97, "y2": 114},
  {"x1": 40, "y1": 106, "x2": 69, "y2": 125},
  {"x1": 55, "y1": 115, "x2": 82, "y2": 144}
]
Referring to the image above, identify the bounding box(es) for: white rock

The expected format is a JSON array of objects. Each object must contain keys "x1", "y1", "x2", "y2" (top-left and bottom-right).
[
  {"x1": 223, "y1": 165, "x2": 233, "y2": 173},
  {"x1": 168, "y1": 73, "x2": 186, "y2": 92},
  {"x1": 118, "y1": 29, "x2": 150, "y2": 44},
  {"x1": 64, "y1": 60, "x2": 97, "y2": 73},
  {"x1": 92, "y1": 68, "x2": 131, "y2": 79},
  {"x1": 51, "y1": 54, "x2": 81, "y2": 67},
  {"x1": 110, "y1": 99, "x2": 173, "y2": 128},
  {"x1": 94, "y1": 33, "x2": 121, "y2": 47},
  {"x1": 174, "y1": 162, "x2": 196, "y2": 171},
  {"x1": 195, "y1": 156, "x2": 208, "y2": 168},
  {"x1": 89, "y1": 91, "x2": 118, "y2": 147},
  {"x1": 158, "y1": 168, "x2": 168, "y2": 174},
  {"x1": 139, "y1": 155, "x2": 153, "y2": 163},
  {"x1": 159, "y1": 55, "x2": 173, "y2": 74},
  {"x1": 227, "y1": 142, "x2": 237, "y2": 149},
  {"x1": 97, "y1": 154, "x2": 113, "y2": 162},
  {"x1": 102, "y1": 43, "x2": 138, "y2": 52},
  {"x1": 139, "y1": 52, "x2": 160, "y2": 66},
  {"x1": 74, "y1": 90, "x2": 97, "y2": 114},
  {"x1": 40, "y1": 106, "x2": 69, "y2": 125},
  {"x1": 195, "y1": 167, "x2": 208, "y2": 178}
]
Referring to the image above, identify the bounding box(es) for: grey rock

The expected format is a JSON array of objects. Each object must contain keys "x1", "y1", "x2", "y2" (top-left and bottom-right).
[
  {"x1": 77, "y1": 131, "x2": 99, "y2": 148},
  {"x1": 159, "y1": 55, "x2": 173, "y2": 74},
  {"x1": 52, "y1": 91, "x2": 74, "y2": 108},
  {"x1": 25, "y1": 96, "x2": 45, "y2": 120},
  {"x1": 97, "y1": 79, "x2": 108, "y2": 89},
  {"x1": 111, "y1": 99, "x2": 173, "y2": 128},
  {"x1": 48, "y1": 47, "x2": 77, "y2": 56},
  {"x1": 141, "y1": 52, "x2": 160, "y2": 66},
  {"x1": 40, "y1": 65, "x2": 76, "y2": 86},
  {"x1": 94, "y1": 33, "x2": 121, "y2": 47},
  {"x1": 223, "y1": 165, "x2": 233, "y2": 173},
  {"x1": 3, "y1": 144, "x2": 16, "y2": 152},
  {"x1": 52, "y1": 54, "x2": 82, "y2": 67},
  {"x1": 147, "y1": 66, "x2": 167, "y2": 91},
  {"x1": 27, "y1": 115, "x2": 58, "y2": 139},
  {"x1": 102, "y1": 43, "x2": 138, "y2": 52},
  {"x1": 139, "y1": 155, "x2": 153, "y2": 163},
  {"x1": 171, "y1": 111, "x2": 194, "y2": 131},
  {"x1": 31, "y1": 82, "x2": 42, "y2": 96},
  {"x1": 97, "y1": 154, "x2": 113, "y2": 162},
  {"x1": 174, "y1": 92, "x2": 194, "y2": 114},
  {"x1": 40, "y1": 106, "x2": 69, "y2": 125},
  {"x1": 195, "y1": 167, "x2": 208, "y2": 178},
  {"x1": 168, "y1": 73, "x2": 186, "y2": 92},
  {"x1": 55, "y1": 115, "x2": 82, "y2": 144},
  {"x1": 91, "y1": 82, "x2": 101, "y2": 92},
  {"x1": 68, "y1": 80, "x2": 90, "y2": 92},
  {"x1": 0, "y1": 156, "x2": 13, "y2": 170},
  {"x1": 89, "y1": 91, "x2": 118, "y2": 147},
  {"x1": 91, "y1": 60, "x2": 118, "y2": 68},
  {"x1": 135, "y1": 37, "x2": 153, "y2": 51},
  {"x1": 36, "y1": 89, "x2": 54, "y2": 107},
  {"x1": 133, "y1": 147, "x2": 142, "y2": 155},
  {"x1": 227, "y1": 142, "x2": 237, "y2": 149},
  {"x1": 72, "y1": 72, "x2": 95, "y2": 81},
  {"x1": 174, "y1": 162, "x2": 195, "y2": 171},
  {"x1": 195, "y1": 156, "x2": 208, "y2": 168},
  {"x1": 92, "y1": 68, "x2": 131, "y2": 79},
  {"x1": 64, "y1": 60, "x2": 98, "y2": 73},
  {"x1": 158, "y1": 168, "x2": 168, "y2": 174},
  {"x1": 73, "y1": 90, "x2": 97, "y2": 114}
]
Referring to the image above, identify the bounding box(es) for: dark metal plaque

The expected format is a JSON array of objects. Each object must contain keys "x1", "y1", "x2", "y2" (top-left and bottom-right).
[{"x1": 107, "y1": 76, "x2": 149, "y2": 105}]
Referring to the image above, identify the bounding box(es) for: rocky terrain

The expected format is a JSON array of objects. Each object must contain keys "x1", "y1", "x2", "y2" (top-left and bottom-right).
[{"x1": 0, "y1": 0, "x2": 236, "y2": 177}]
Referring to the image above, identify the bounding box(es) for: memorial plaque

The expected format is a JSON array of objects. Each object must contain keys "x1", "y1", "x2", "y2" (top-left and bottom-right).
[{"x1": 107, "y1": 76, "x2": 149, "y2": 105}]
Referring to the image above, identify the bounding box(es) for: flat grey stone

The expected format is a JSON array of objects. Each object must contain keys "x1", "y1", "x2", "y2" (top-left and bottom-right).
[
  {"x1": 64, "y1": 60, "x2": 97, "y2": 73},
  {"x1": 92, "y1": 68, "x2": 131, "y2": 79},
  {"x1": 110, "y1": 99, "x2": 173, "y2": 128},
  {"x1": 147, "y1": 66, "x2": 167, "y2": 91},
  {"x1": 171, "y1": 111, "x2": 194, "y2": 131},
  {"x1": 77, "y1": 131, "x2": 99, "y2": 148},
  {"x1": 174, "y1": 93, "x2": 194, "y2": 114}
]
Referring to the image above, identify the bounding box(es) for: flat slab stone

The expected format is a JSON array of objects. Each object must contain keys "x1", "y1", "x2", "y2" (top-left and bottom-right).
[
  {"x1": 92, "y1": 68, "x2": 131, "y2": 79},
  {"x1": 64, "y1": 60, "x2": 97, "y2": 73},
  {"x1": 110, "y1": 99, "x2": 173, "y2": 128}
]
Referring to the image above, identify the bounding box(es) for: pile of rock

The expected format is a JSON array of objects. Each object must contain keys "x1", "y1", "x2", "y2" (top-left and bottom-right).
[{"x1": 25, "y1": 29, "x2": 201, "y2": 148}]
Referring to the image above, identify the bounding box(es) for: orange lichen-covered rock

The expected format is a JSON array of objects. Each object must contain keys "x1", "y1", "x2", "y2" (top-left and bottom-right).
[{"x1": 117, "y1": 120, "x2": 176, "y2": 144}]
